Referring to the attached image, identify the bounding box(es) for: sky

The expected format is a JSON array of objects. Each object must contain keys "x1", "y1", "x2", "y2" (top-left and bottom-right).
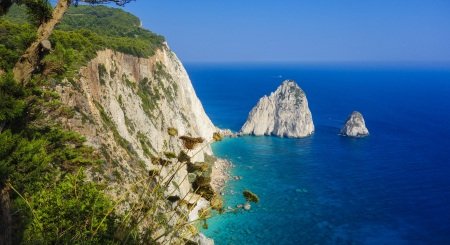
[{"x1": 118, "y1": 0, "x2": 450, "y2": 63}]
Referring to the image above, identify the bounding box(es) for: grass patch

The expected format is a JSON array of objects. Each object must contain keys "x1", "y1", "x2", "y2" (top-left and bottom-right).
[{"x1": 167, "y1": 127, "x2": 178, "y2": 136}]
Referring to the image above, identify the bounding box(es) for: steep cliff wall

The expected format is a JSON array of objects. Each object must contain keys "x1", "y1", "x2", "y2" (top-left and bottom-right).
[{"x1": 55, "y1": 45, "x2": 217, "y2": 243}]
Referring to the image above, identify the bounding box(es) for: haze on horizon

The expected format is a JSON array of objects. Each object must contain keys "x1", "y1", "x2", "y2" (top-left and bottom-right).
[{"x1": 122, "y1": 0, "x2": 450, "y2": 63}]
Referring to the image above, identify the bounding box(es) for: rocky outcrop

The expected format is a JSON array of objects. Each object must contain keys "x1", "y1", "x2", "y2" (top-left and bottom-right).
[
  {"x1": 240, "y1": 80, "x2": 314, "y2": 138},
  {"x1": 193, "y1": 233, "x2": 215, "y2": 245},
  {"x1": 340, "y1": 111, "x2": 369, "y2": 137}
]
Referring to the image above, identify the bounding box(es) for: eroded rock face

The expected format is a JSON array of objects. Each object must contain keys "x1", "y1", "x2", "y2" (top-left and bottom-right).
[
  {"x1": 57, "y1": 46, "x2": 217, "y2": 198},
  {"x1": 340, "y1": 111, "x2": 369, "y2": 137},
  {"x1": 55, "y1": 45, "x2": 219, "y2": 242},
  {"x1": 240, "y1": 80, "x2": 314, "y2": 138}
]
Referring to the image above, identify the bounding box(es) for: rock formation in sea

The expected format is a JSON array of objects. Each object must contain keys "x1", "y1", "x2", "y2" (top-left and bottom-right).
[
  {"x1": 340, "y1": 111, "x2": 369, "y2": 137},
  {"x1": 240, "y1": 80, "x2": 314, "y2": 137}
]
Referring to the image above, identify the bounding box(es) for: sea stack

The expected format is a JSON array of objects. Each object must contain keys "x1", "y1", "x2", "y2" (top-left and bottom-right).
[
  {"x1": 340, "y1": 111, "x2": 369, "y2": 137},
  {"x1": 240, "y1": 80, "x2": 314, "y2": 138}
]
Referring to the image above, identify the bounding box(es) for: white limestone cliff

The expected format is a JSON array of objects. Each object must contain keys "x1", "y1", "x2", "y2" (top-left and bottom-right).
[
  {"x1": 340, "y1": 111, "x2": 369, "y2": 137},
  {"x1": 55, "y1": 45, "x2": 218, "y2": 243},
  {"x1": 241, "y1": 80, "x2": 314, "y2": 138}
]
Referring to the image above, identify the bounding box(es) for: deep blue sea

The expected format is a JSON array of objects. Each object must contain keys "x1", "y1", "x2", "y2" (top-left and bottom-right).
[{"x1": 186, "y1": 63, "x2": 450, "y2": 245}]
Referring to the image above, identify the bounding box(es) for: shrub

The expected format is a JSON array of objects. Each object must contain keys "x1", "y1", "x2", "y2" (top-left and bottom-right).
[
  {"x1": 212, "y1": 132, "x2": 223, "y2": 142},
  {"x1": 19, "y1": 172, "x2": 117, "y2": 243},
  {"x1": 164, "y1": 151, "x2": 177, "y2": 159},
  {"x1": 167, "y1": 127, "x2": 178, "y2": 137}
]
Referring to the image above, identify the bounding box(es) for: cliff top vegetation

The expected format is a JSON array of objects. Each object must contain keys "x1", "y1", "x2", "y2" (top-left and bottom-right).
[{"x1": 1, "y1": 5, "x2": 164, "y2": 75}]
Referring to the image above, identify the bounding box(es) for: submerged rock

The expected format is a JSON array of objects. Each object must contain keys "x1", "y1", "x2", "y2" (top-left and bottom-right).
[
  {"x1": 240, "y1": 80, "x2": 314, "y2": 138},
  {"x1": 340, "y1": 111, "x2": 369, "y2": 137}
]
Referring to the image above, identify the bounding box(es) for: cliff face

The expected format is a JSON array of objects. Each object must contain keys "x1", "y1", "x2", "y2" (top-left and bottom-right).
[
  {"x1": 55, "y1": 45, "x2": 217, "y2": 243},
  {"x1": 241, "y1": 80, "x2": 314, "y2": 138}
]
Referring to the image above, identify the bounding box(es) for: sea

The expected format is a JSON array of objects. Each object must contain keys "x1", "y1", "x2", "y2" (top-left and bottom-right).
[{"x1": 185, "y1": 62, "x2": 450, "y2": 245}]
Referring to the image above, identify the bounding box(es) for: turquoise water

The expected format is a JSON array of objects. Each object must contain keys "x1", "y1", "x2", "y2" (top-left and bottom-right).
[{"x1": 187, "y1": 63, "x2": 450, "y2": 244}]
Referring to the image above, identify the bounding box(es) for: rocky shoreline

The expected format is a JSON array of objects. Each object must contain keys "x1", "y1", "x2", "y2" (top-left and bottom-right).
[{"x1": 211, "y1": 158, "x2": 233, "y2": 193}]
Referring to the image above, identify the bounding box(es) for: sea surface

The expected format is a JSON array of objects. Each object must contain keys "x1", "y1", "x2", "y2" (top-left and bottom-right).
[{"x1": 186, "y1": 63, "x2": 450, "y2": 245}]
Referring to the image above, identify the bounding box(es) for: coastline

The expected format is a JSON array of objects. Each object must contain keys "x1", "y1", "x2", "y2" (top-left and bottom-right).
[{"x1": 211, "y1": 158, "x2": 233, "y2": 194}]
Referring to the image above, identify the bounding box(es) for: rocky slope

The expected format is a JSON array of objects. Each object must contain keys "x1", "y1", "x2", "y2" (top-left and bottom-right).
[
  {"x1": 55, "y1": 44, "x2": 218, "y2": 243},
  {"x1": 340, "y1": 111, "x2": 369, "y2": 137},
  {"x1": 241, "y1": 80, "x2": 314, "y2": 137}
]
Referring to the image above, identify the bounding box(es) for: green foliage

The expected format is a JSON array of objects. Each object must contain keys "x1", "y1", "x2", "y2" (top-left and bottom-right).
[
  {"x1": 20, "y1": 171, "x2": 117, "y2": 243},
  {"x1": 23, "y1": 0, "x2": 53, "y2": 25},
  {"x1": 1, "y1": 5, "x2": 165, "y2": 76},
  {"x1": 0, "y1": 72, "x2": 26, "y2": 122},
  {"x1": 167, "y1": 127, "x2": 178, "y2": 137},
  {"x1": 59, "y1": 5, "x2": 164, "y2": 58},
  {"x1": 0, "y1": 74, "x2": 115, "y2": 243},
  {"x1": 177, "y1": 150, "x2": 190, "y2": 163},
  {"x1": 137, "y1": 132, "x2": 154, "y2": 158},
  {"x1": 210, "y1": 195, "x2": 224, "y2": 211},
  {"x1": 164, "y1": 151, "x2": 177, "y2": 159},
  {"x1": 98, "y1": 63, "x2": 107, "y2": 85},
  {"x1": 0, "y1": 19, "x2": 36, "y2": 71},
  {"x1": 137, "y1": 76, "x2": 161, "y2": 118},
  {"x1": 213, "y1": 132, "x2": 223, "y2": 142},
  {"x1": 59, "y1": 5, "x2": 158, "y2": 41},
  {"x1": 0, "y1": 0, "x2": 52, "y2": 25},
  {"x1": 243, "y1": 190, "x2": 260, "y2": 203},
  {"x1": 94, "y1": 100, "x2": 135, "y2": 157},
  {"x1": 0, "y1": 4, "x2": 233, "y2": 244}
]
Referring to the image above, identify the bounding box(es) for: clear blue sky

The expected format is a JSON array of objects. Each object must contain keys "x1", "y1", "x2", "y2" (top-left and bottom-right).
[{"x1": 119, "y1": 0, "x2": 450, "y2": 63}]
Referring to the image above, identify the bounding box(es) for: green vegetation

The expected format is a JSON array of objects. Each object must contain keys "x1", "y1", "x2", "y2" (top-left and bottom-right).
[
  {"x1": 0, "y1": 74, "x2": 118, "y2": 243},
  {"x1": 137, "y1": 131, "x2": 154, "y2": 158},
  {"x1": 1, "y1": 5, "x2": 164, "y2": 75},
  {"x1": 137, "y1": 77, "x2": 161, "y2": 118},
  {"x1": 94, "y1": 100, "x2": 136, "y2": 157},
  {"x1": 167, "y1": 127, "x2": 178, "y2": 136},
  {"x1": 164, "y1": 151, "x2": 177, "y2": 159},
  {"x1": 0, "y1": 70, "x2": 222, "y2": 243},
  {"x1": 0, "y1": 19, "x2": 36, "y2": 71},
  {"x1": 243, "y1": 190, "x2": 260, "y2": 203},
  {"x1": 98, "y1": 63, "x2": 108, "y2": 85},
  {"x1": 213, "y1": 132, "x2": 223, "y2": 141},
  {"x1": 20, "y1": 172, "x2": 116, "y2": 243},
  {"x1": 0, "y1": 3, "x2": 256, "y2": 243}
]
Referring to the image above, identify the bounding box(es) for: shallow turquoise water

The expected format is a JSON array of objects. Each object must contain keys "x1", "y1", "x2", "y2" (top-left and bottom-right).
[{"x1": 187, "y1": 63, "x2": 450, "y2": 244}]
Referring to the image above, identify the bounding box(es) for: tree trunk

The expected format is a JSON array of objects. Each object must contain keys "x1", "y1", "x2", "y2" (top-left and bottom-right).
[
  {"x1": 13, "y1": 0, "x2": 70, "y2": 85},
  {"x1": 0, "y1": 121, "x2": 5, "y2": 133},
  {"x1": 0, "y1": 185, "x2": 12, "y2": 245}
]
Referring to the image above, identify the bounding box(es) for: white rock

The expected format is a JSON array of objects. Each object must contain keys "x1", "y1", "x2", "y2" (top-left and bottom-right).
[
  {"x1": 188, "y1": 195, "x2": 209, "y2": 222},
  {"x1": 193, "y1": 233, "x2": 215, "y2": 245},
  {"x1": 243, "y1": 203, "x2": 251, "y2": 211},
  {"x1": 340, "y1": 111, "x2": 369, "y2": 137},
  {"x1": 240, "y1": 80, "x2": 314, "y2": 138}
]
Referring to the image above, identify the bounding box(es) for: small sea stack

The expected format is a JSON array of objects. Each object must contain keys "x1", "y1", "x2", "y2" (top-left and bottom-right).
[
  {"x1": 340, "y1": 111, "x2": 369, "y2": 137},
  {"x1": 240, "y1": 80, "x2": 314, "y2": 138}
]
